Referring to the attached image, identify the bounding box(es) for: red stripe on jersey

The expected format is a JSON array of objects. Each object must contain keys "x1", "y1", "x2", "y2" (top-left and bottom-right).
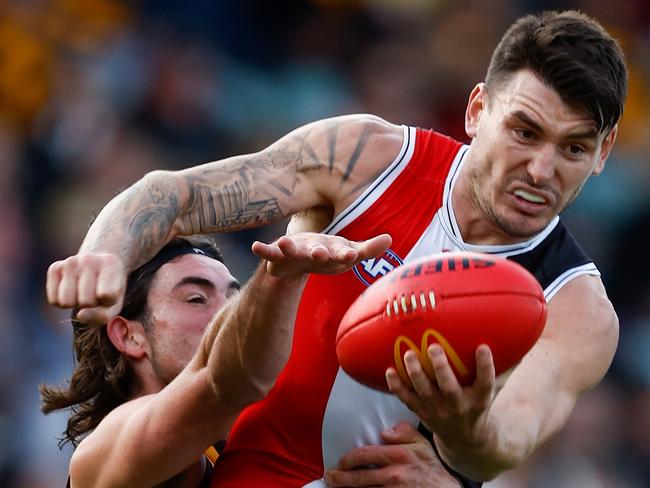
[{"x1": 211, "y1": 128, "x2": 461, "y2": 487}]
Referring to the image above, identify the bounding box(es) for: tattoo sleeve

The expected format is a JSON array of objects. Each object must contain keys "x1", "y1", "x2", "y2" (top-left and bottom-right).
[{"x1": 81, "y1": 116, "x2": 392, "y2": 272}]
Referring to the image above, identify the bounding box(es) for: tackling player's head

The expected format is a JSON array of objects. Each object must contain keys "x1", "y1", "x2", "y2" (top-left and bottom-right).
[{"x1": 40, "y1": 236, "x2": 236, "y2": 447}]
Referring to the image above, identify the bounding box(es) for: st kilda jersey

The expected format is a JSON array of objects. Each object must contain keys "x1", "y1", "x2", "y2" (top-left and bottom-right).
[{"x1": 210, "y1": 126, "x2": 599, "y2": 487}]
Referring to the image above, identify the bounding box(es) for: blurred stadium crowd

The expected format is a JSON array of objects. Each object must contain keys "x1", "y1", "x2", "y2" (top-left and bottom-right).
[{"x1": 0, "y1": 0, "x2": 648, "y2": 486}]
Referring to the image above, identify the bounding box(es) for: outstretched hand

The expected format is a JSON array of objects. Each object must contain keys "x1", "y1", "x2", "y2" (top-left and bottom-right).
[{"x1": 252, "y1": 232, "x2": 392, "y2": 278}]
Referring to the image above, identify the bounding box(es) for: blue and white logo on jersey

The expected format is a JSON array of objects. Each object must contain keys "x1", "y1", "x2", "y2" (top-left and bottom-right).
[{"x1": 353, "y1": 249, "x2": 404, "y2": 286}]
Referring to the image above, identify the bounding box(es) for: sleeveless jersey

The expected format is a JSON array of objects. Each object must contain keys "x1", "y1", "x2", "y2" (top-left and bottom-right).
[{"x1": 210, "y1": 126, "x2": 598, "y2": 487}]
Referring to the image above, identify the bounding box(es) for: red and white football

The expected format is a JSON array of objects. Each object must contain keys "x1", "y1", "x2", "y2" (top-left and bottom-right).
[{"x1": 336, "y1": 251, "x2": 547, "y2": 392}]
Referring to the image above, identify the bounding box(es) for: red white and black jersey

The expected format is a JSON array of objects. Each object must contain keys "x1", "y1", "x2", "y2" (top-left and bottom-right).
[{"x1": 210, "y1": 127, "x2": 598, "y2": 487}]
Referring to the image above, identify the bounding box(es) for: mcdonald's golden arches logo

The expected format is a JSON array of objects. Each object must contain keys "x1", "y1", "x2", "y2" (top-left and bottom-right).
[{"x1": 393, "y1": 328, "x2": 469, "y2": 382}]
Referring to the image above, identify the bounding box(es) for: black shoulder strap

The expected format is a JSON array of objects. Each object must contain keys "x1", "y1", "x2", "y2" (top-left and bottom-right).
[
  {"x1": 418, "y1": 423, "x2": 483, "y2": 488},
  {"x1": 507, "y1": 220, "x2": 593, "y2": 292}
]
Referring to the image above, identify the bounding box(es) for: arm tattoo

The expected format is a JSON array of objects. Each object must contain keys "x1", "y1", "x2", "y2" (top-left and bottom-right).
[
  {"x1": 327, "y1": 124, "x2": 338, "y2": 174},
  {"x1": 127, "y1": 184, "x2": 180, "y2": 259},
  {"x1": 301, "y1": 139, "x2": 321, "y2": 170},
  {"x1": 341, "y1": 122, "x2": 372, "y2": 183},
  {"x1": 177, "y1": 125, "x2": 338, "y2": 234},
  {"x1": 182, "y1": 166, "x2": 284, "y2": 234},
  {"x1": 82, "y1": 118, "x2": 387, "y2": 270},
  {"x1": 82, "y1": 177, "x2": 183, "y2": 267}
]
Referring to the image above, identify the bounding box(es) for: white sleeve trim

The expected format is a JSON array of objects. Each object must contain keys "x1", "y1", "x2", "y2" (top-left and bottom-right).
[{"x1": 544, "y1": 262, "x2": 600, "y2": 302}]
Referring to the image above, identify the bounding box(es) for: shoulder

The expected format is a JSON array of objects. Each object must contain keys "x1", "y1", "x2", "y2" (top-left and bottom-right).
[
  {"x1": 276, "y1": 114, "x2": 406, "y2": 211},
  {"x1": 290, "y1": 113, "x2": 404, "y2": 153},
  {"x1": 69, "y1": 396, "x2": 155, "y2": 487},
  {"x1": 545, "y1": 274, "x2": 619, "y2": 391},
  {"x1": 307, "y1": 113, "x2": 402, "y2": 134},
  {"x1": 549, "y1": 274, "x2": 618, "y2": 336}
]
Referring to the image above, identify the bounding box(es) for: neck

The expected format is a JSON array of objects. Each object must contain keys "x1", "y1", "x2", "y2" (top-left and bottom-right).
[{"x1": 130, "y1": 360, "x2": 165, "y2": 398}]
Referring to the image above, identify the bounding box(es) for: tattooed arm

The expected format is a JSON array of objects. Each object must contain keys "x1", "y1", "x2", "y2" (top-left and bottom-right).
[
  {"x1": 47, "y1": 114, "x2": 403, "y2": 324},
  {"x1": 171, "y1": 114, "x2": 402, "y2": 236}
]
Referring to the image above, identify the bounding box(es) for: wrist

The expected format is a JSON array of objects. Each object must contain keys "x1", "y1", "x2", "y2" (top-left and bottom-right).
[
  {"x1": 262, "y1": 259, "x2": 311, "y2": 283},
  {"x1": 433, "y1": 414, "x2": 504, "y2": 481}
]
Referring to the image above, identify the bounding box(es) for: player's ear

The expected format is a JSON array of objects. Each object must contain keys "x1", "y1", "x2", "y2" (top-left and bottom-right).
[
  {"x1": 465, "y1": 83, "x2": 486, "y2": 139},
  {"x1": 107, "y1": 316, "x2": 148, "y2": 360},
  {"x1": 593, "y1": 125, "x2": 618, "y2": 176}
]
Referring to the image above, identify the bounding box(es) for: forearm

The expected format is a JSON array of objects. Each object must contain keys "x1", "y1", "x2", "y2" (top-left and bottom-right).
[
  {"x1": 198, "y1": 263, "x2": 307, "y2": 410},
  {"x1": 434, "y1": 384, "x2": 576, "y2": 481},
  {"x1": 80, "y1": 154, "x2": 295, "y2": 271},
  {"x1": 79, "y1": 153, "x2": 315, "y2": 273}
]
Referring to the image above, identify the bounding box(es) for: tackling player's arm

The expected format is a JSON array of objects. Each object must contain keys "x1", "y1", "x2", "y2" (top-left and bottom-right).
[
  {"x1": 69, "y1": 233, "x2": 392, "y2": 488},
  {"x1": 68, "y1": 265, "x2": 306, "y2": 488},
  {"x1": 389, "y1": 274, "x2": 618, "y2": 481}
]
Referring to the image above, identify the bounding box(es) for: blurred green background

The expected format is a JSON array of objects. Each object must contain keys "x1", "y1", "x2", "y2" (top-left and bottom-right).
[{"x1": 0, "y1": 1, "x2": 648, "y2": 486}]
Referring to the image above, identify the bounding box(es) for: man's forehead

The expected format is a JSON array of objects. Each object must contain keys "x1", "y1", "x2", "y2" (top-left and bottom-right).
[
  {"x1": 493, "y1": 72, "x2": 598, "y2": 134},
  {"x1": 153, "y1": 254, "x2": 234, "y2": 288}
]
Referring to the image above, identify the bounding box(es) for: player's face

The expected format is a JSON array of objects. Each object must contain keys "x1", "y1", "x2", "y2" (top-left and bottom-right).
[
  {"x1": 463, "y1": 69, "x2": 617, "y2": 242},
  {"x1": 143, "y1": 254, "x2": 239, "y2": 386}
]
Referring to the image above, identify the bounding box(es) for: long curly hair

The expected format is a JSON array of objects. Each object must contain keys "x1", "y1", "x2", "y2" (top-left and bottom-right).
[{"x1": 40, "y1": 236, "x2": 223, "y2": 448}]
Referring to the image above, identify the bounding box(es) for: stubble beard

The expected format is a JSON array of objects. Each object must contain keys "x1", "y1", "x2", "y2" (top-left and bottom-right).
[
  {"x1": 142, "y1": 314, "x2": 178, "y2": 387},
  {"x1": 466, "y1": 155, "x2": 587, "y2": 241},
  {"x1": 469, "y1": 172, "x2": 548, "y2": 241},
  {"x1": 148, "y1": 344, "x2": 176, "y2": 387}
]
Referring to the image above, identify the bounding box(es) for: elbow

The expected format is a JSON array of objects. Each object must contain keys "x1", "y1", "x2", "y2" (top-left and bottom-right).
[
  {"x1": 139, "y1": 169, "x2": 177, "y2": 190},
  {"x1": 207, "y1": 368, "x2": 273, "y2": 414},
  {"x1": 238, "y1": 378, "x2": 276, "y2": 407},
  {"x1": 139, "y1": 170, "x2": 186, "y2": 238}
]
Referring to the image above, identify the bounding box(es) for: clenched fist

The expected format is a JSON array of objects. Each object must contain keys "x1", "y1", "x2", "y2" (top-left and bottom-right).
[{"x1": 46, "y1": 253, "x2": 127, "y2": 325}]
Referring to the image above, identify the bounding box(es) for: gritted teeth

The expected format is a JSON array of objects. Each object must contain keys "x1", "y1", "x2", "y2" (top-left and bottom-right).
[{"x1": 514, "y1": 189, "x2": 546, "y2": 204}]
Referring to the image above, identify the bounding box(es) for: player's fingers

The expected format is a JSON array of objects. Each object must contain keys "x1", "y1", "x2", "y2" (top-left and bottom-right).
[
  {"x1": 309, "y1": 244, "x2": 332, "y2": 262},
  {"x1": 428, "y1": 345, "x2": 463, "y2": 410},
  {"x1": 326, "y1": 239, "x2": 357, "y2": 263},
  {"x1": 380, "y1": 421, "x2": 420, "y2": 445},
  {"x1": 404, "y1": 350, "x2": 437, "y2": 400},
  {"x1": 386, "y1": 368, "x2": 423, "y2": 415},
  {"x1": 275, "y1": 235, "x2": 303, "y2": 258},
  {"x1": 46, "y1": 261, "x2": 63, "y2": 305},
  {"x1": 356, "y1": 234, "x2": 392, "y2": 259},
  {"x1": 76, "y1": 303, "x2": 121, "y2": 326},
  {"x1": 57, "y1": 262, "x2": 80, "y2": 308},
  {"x1": 96, "y1": 258, "x2": 126, "y2": 304},
  {"x1": 325, "y1": 465, "x2": 386, "y2": 487},
  {"x1": 76, "y1": 306, "x2": 106, "y2": 326},
  {"x1": 472, "y1": 345, "x2": 496, "y2": 411},
  {"x1": 337, "y1": 445, "x2": 398, "y2": 470},
  {"x1": 251, "y1": 241, "x2": 284, "y2": 261},
  {"x1": 76, "y1": 266, "x2": 99, "y2": 308}
]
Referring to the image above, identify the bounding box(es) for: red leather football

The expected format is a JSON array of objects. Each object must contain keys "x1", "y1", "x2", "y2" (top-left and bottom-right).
[{"x1": 336, "y1": 251, "x2": 547, "y2": 392}]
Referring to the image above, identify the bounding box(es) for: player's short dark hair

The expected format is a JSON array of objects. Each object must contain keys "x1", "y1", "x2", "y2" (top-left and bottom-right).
[{"x1": 485, "y1": 10, "x2": 627, "y2": 134}]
